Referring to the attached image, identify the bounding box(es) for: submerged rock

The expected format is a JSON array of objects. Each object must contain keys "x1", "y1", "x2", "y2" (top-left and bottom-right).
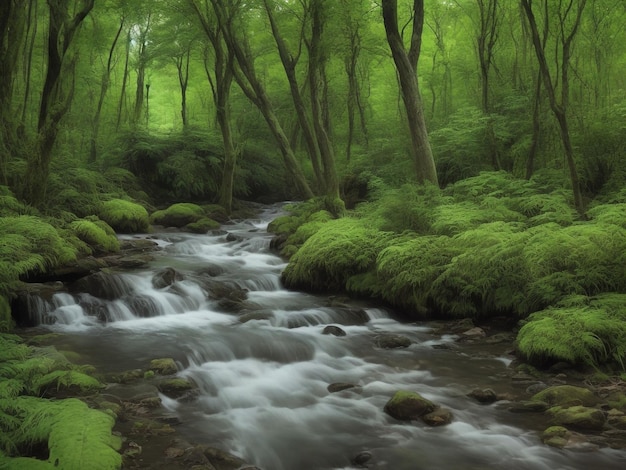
[
  {"x1": 323, "y1": 325, "x2": 346, "y2": 336},
  {"x1": 158, "y1": 378, "x2": 195, "y2": 399},
  {"x1": 327, "y1": 383, "x2": 357, "y2": 393},
  {"x1": 374, "y1": 334, "x2": 412, "y2": 349},
  {"x1": 152, "y1": 267, "x2": 184, "y2": 289},
  {"x1": 422, "y1": 408, "x2": 454, "y2": 426}
]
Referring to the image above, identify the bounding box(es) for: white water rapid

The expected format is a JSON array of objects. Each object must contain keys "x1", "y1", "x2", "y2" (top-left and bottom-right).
[{"x1": 28, "y1": 204, "x2": 626, "y2": 470}]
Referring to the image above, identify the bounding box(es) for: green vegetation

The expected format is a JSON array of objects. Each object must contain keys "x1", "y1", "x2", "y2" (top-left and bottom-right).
[
  {"x1": 69, "y1": 218, "x2": 120, "y2": 254},
  {"x1": 0, "y1": 335, "x2": 120, "y2": 469},
  {"x1": 98, "y1": 199, "x2": 150, "y2": 233}
]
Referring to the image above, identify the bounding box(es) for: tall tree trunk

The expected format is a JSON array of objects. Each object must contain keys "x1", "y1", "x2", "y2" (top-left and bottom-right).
[
  {"x1": 24, "y1": 0, "x2": 94, "y2": 206},
  {"x1": 90, "y1": 16, "x2": 124, "y2": 164},
  {"x1": 177, "y1": 47, "x2": 191, "y2": 128},
  {"x1": 208, "y1": 0, "x2": 314, "y2": 200},
  {"x1": 521, "y1": 0, "x2": 585, "y2": 214},
  {"x1": 116, "y1": 28, "x2": 131, "y2": 131},
  {"x1": 132, "y1": 14, "x2": 151, "y2": 127},
  {"x1": 0, "y1": 0, "x2": 28, "y2": 184},
  {"x1": 262, "y1": 0, "x2": 324, "y2": 191},
  {"x1": 381, "y1": 0, "x2": 438, "y2": 185},
  {"x1": 307, "y1": 0, "x2": 339, "y2": 199}
]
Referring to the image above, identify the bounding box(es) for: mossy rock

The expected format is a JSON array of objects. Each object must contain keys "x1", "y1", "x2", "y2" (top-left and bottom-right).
[
  {"x1": 99, "y1": 199, "x2": 150, "y2": 233},
  {"x1": 547, "y1": 405, "x2": 606, "y2": 431},
  {"x1": 148, "y1": 358, "x2": 178, "y2": 376},
  {"x1": 158, "y1": 378, "x2": 195, "y2": 398},
  {"x1": 185, "y1": 217, "x2": 221, "y2": 233},
  {"x1": 150, "y1": 203, "x2": 205, "y2": 228},
  {"x1": 531, "y1": 385, "x2": 597, "y2": 407},
  {"x1": 69, "y1": 218, "x2": 120, "y2": 253},
  {"x1": 383, "y1": 390, "x2": 437, "y2": 421},
  {"x1": 542, "y1": 425, "x2": 571, "y2": 448}
]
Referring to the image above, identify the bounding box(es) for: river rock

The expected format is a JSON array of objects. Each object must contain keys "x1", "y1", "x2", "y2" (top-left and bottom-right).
[
  {"x1": 327, "y1": 383, "x2": 357, "y2": 393},
  {"x1": 459, "y1": 327, "x2": 486, "y2": 339},
  {"x1": 149, "y1": 358, "x2": 178, "y2": 375},
  {"x1": 70, "y1": 271, "x2": 132, "y2": 300},
  {"x1": 351, "y1": 451, "x2": 372, "y2": 467},
  {"x1": 422, "y1": 408, "x2": 453, "y2": 426},
  {"x1": 152, "y1": 267, "x2": 184, "y2": 289},
  {"x1": 384, "y1": 390, "x2": 437, "y2": 420},
  {"x1": 323, "y1": 325, "x2": 346, "y2": 337},
  {"x1": 531, "y1": 385, "x2": 597, "y2": 407},
  {"x1": 547, "y1": 405, "x2": 606, "y2": 431},
  {"x1": 508, "y1": 400, "x2": 550, "y2": 413},
  {"x1": 468, "y1": 388, "x2": 498, "y2": 404},
  {"x1": 374, "y1": 334, "x2": 412, "y2": 349},
  {"x1": 158, "y1": 378, "x2": 195, "y2": 398}
]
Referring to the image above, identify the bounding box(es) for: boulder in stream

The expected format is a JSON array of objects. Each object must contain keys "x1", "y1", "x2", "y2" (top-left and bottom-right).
[
  {"x1": 158, "y1": 378, "x2": 196, "y2": 399},
  {"x1": 468, "y1": 388, "x2": 498, "y2": 404},
  {"x1": 384, "y1": 390, "x2": 437, "y2": 421},
  {"x1": 531, "y1": 385, "x2": 598, "y2": 407},
  {"x1": 547, "y1": 405, "x2": 606, "y2": 431},
  {"x1": 323, "y1": 325, "x2": 346, "y2": 337},
  {"x1": 152, "y1": 267, "x2": 184, "y2": 289},
  {"x1": 374, "y1": 334, "x2": 412, "y2": 349},
  {"x1": 148, "y1": 358, "x2": 178, "y2": 375}
]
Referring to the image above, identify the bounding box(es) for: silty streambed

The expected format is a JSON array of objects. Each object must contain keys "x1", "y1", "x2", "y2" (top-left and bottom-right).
[{"x1": 23, "y1": 205, "x2": 626, "y2": 470}]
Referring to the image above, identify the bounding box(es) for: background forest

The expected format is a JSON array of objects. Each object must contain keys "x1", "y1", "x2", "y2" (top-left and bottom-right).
[
  {"x1": 2, "y1": 1, "x2": 626, "y2": 467},
  {"x1": 1, "y1": 0, "x2": 626, "y2": 379}
]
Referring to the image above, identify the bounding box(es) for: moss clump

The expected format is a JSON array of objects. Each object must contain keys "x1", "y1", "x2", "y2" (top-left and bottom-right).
[
  {"x1": 530, "y1": 385, "x2": 597, "y2": 407},
  {"x1": 282, "y1": 218, "x2": 394, "y2": 292},
  {"x1": 150, "y1": 202, "x2": 206, "y2": 228},
  {"x1": 383, "y1": 390, "x2": 437, "y2": 421},
  {"x1": 148, "y1": 358, "x2": 177, "y2": 375},
  {"x1": 98, "y1": 199, "x2": 150, "y2": 233},
  {"x1": 517, "y1": 294, "x2": 626, "y2": 369},
  {"x1": 69, "y1": 218, "x2": 120, "y2": 254},
  {"x1": 185, "y1": 217, "x2": 221, "y2": 233}
]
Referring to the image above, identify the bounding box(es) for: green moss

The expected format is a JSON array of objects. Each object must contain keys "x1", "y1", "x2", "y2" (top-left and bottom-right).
[
  {"x1": 517, "y1": 294, "x2": 626, "y2": 369},
  {"x1": 98, "y1": 199, "x2": 150, "y2": 233},
  {"x1": 185, "y1": 217, "x2": 221, "y2": 233},
  {"x1": 150, "y1": 202, "x2": 206, "y2": 227},
  {"x1": 69, "y1": 219, "x2": 120, "y2": 253},
  {"x1": 282, "y1": 218, "x2": 394, "y2": 291}
]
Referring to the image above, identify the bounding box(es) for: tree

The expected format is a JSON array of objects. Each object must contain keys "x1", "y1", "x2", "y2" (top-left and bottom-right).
[
  {"x1": 521, "y1": 0, "x2": 586, "y2": 213},
  {"x1": 23, "y1": 0, "x2": 95, "y2": 205},
  {"x1": 381, "y1": 0, "x2": 438, "y2": 185}
]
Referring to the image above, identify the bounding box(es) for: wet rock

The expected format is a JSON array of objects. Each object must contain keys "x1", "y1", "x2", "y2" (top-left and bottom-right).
[
  {"x1": 201, "y1": 446, "x2": 249, "y2": 470},
  {"x1": 126, "y1": 294, "x2": 161, "y2": 318},
  {"x1": 468, "y1": 388, "x2": 498, "y2": 404},
  {"x1": 327, "y1": 383, "x2": 357, "y2": 393},
  {"x1": 458, "y1": 327, "x2": 486, "y2": 340},
  {"x1": 119, "y1": 239, "x2": 160, "y2": 254},
  {"x1": 526, "y1": 382, "x2": 548, "y2": 395},
  {"x1": 485, "y1": 332, "x2": 515, "y2": 344},
  {"x1": 205, "y1": 282, "x2": 249, "y2": 313},
  {"x1": 226, "y1": 232, "x2": 241, "y2": 242},
  {"x1": 152, "y1": 267, "x2": 184, "y2": 289},
  {"x1": 117, "y1": 254, "x2": 153, "y2": 269},
  {"x1": 449, "y1": 318, "x2": 475, "y2": 333},
  {"x1": 374, "y1": 334, "x2": 412, "y2": 349},
  {"x1": 384, "y1": 390, "x2": 437, "y2": 421},
  {"x1": 148, "y1": 358, "x2": 178, "y2": 375},
  {"x1": 508, "y1": 400, "x2": 550, "y2": 413},
  {"x1": 158, "y1": 378, "x2": 195, "y2": 399},
  {"x1": 542, "y1": 426, "x2": 599, "y2": 451},
  {"x1": 531, "y1": 385, "x2": 598, "y2": 407},
  {"x1": 323, "y1": 325, "x2": 346, "y2": 337},
  {"x1": 547, "y1": 405, "x2": 606, "y2": 431},
  {"x1": 198, "y1": 264, "x2": 224, "y2": 277},
  {"x1": 351, "y1": 450, "x2": 372, "y2": 467},
  {"x1": 607, "y1": 414, "x2": 626, "y2": 430},
  {"x1": 422, "y1": 408, "x2": 453, "y2": 426},
  {"x1": 70, "y1": 271, "x2": 132, "y2": 300}
]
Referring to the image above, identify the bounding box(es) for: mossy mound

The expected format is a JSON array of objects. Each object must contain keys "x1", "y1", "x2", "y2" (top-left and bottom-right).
[
  {"x1": 383, "y1": 390, "x2": 437, "y2": 421},
  {"x1": 517, "y1": 294, "x2": 626, "y2": 369},
  {"x1": 531, "y1": 385, "x2": 597, "y2": 407},
  {"x1": 185, "y1": 217, "x2": 221, "y2": 233},
  {"x1": 150, "y1": 203, "x2": 206, "y2": 227},
  {"x1": 69, "y1": 218, "x2": 120, "y2": 254},
  {"x1": 98, "y1": 199, "x2": 150, "y2": 233}
]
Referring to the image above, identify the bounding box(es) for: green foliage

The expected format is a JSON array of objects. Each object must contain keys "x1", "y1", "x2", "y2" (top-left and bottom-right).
[
  {"x1": 185, "y1": 217, "x2": 221, "y2": 233},
  {"x1": 0, "y1": 186, "x2": 36, "y2": 217},
  {"x1": 282, "y1": 218, "x2": 395, "y2": 291},
  {"x1": 98, "y1": 199, "x2": 150, "y2": 233},
  {"x1": 69, "y1": 219, "x2": 120, "y2": 253},
  {"x1": 517, "y1": 294, "x2": 626, "y2": 369},
  {"x1": 0, "y1": 296, "x2": 13, "y2": 332},
  {"x1": 0, "y1": 216, "x2": 78, "y2": 294},
  {"x1": 150, "y1": 203, "x2": 206, "y2": 227}
]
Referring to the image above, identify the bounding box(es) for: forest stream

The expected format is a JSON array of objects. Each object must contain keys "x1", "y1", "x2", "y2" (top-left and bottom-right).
[{"x1": 19, "y1": 204, "x2": 626, "y2": 470}]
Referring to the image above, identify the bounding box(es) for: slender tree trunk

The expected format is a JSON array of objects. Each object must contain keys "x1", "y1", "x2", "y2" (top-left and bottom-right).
[
  {"x1": 381, "y1": 0, "x2": 438, "y2": 185},
  {"x1": 90, "y1": 16, "x2": 124, "y2": 164},
  {"x1": 24, "y1": 0, "x2": 94, "y2": 206},
  {"x1": 177, "y1": 47, "x2": 191, "y2": 128},
  {"x1": 521, "y1": 0, "x2": 585, "y2": 214},
  {"x1": 526, "y1": 69, "x2": 541, "y2": 179},
  {"x1": 262, "y1": 0, "x2": 324, "y2": 191},
  {"x1": 116, "y1": 28, "x2": 131, "y2": 131}
]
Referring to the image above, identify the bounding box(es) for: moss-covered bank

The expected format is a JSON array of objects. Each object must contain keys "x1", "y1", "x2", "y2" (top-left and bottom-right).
[{"x1": 274, "y1": 172, "x2": 626, "y2": 372}]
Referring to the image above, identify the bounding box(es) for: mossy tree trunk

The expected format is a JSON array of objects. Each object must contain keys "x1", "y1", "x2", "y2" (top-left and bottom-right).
[
  {"x1": 24, "y1": 0, "x2": 94, "y2": 206},
  {"x1": 521, "y1": 0, "x2": 586, "y2": 214},
  {"x1": 381, "y1": 0, "x2": 438, "y2": 186},
  {"x1": 132, "y1": 14, "x2": 151, "y2": 128},
  {"x1": 0, "y1": 0, "x2": 28, "y2": 185}
]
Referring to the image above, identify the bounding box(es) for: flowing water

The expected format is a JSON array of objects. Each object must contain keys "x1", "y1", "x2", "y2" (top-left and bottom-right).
[{"x1": 25, "y1": 205, "x2": 626, "y2": 470}]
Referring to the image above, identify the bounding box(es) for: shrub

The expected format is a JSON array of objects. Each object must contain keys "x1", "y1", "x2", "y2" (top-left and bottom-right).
[
  {"x1": 517, "y1": 294, "x2": 626, "y2": 369},
  {"x1": 282, "y1": 218, "x2": 395, "y2": 291},
  {"x1": 98, "y1": 199, "x2": 149, "y2": 233}
]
